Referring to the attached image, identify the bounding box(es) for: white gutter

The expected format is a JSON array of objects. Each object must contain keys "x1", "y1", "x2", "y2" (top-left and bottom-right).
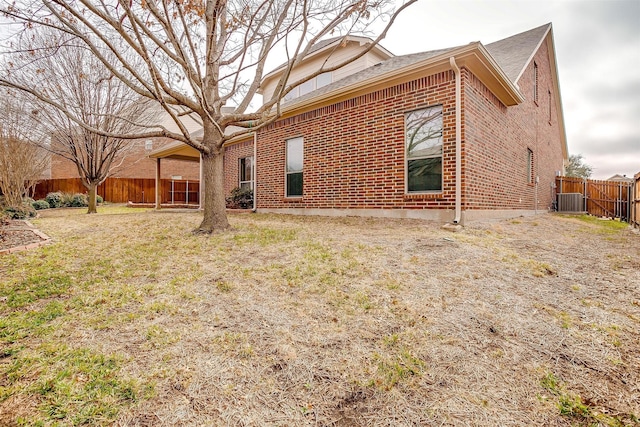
[
  {"x1": 252, "y1": 131, "x2": 257, "y2": 212},
  {"x1": 450, "y1": 57, "x2": 462, "y2": 224}
]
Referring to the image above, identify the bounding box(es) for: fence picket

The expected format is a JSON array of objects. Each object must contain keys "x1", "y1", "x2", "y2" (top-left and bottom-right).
[
  {"x1": 556, "y1": 176, "x2": 632, "y2": 221},
  {"x1": 33, "y1": 178, "x2": 200, "y2": 205}
]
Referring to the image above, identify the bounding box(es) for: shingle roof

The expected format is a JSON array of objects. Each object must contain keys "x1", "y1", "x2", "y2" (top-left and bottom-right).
[
  {"x1": 281, "y1": 23, "x2": 551, "y2": 109},
  {"x1": 485, "y1": 23, "x2": 551, "y2": 83},
  {"x1": 285, "y1": 47, "x2": 457, "y2": 107}
]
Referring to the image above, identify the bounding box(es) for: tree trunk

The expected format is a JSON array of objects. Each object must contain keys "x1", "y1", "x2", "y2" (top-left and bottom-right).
[
  {"x1": 195, "y1": 145, "x2": 229, "y2": 233},
  {"x1": 85, "y1": 182, "x2": 98, "y2": 214}
]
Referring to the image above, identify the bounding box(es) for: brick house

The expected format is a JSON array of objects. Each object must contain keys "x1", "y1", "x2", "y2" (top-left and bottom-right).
[
  {"x1": 154, "y1": 23, "x2": 568, "y2": 223},
  {"x1": 49, "y1": 104, "x2": 201, "y2": 181}
]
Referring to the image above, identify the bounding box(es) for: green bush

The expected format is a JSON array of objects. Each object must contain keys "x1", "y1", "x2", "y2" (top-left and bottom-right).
[
  {"x1": 96, "y1": 195, "x2": 104, "y2": 204},
  {"x1": 70, "y1": 193, "x2": 88, "y2": 207},
  {"x1": 226, "y1": 187, "x2": 253, "y2": 209},
  {"x1": 3, "y1": 204, "x2": 36, "y2": 219},
  {"x1": 32, "y1": 199, "x2": 51, "y2": 210},
  {"x1": 45, "y1": 192, "x2": 65, "y2": 208}
]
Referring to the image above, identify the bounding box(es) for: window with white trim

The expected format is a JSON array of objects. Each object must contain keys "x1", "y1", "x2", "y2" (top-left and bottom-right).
[
  {"x1": 405, "y1": 105, "x2": 443, "y2": 192},
  {"x1": 286, "y1": 137, "x2": 303, "y2": 197},
  {"x1": 239, "y1": 156, "x2": 254, "y2": 190},
  {"x1": 283, "y1": 72, "x2": 333, "y2": 101}
]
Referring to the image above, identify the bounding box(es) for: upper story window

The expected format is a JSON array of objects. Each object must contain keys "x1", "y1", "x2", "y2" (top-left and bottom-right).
[
  {"x1": 533, "y1": 62, "x2": 539, "y2": 104},
  {"x1": 405, "y1": 105, "x2": 443, "y2": 192},
  {"x1": 286, "y1": 137, "x2": 303, "y2": 197},
  {"x1": 283, "y1": 72, "x2": 333, "y2": 102},
  {"x1": 145, "y1": 140, "x2": 153, "y2": 151}
]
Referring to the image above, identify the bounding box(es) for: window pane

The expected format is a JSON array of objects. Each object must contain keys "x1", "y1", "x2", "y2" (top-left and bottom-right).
[
  {"x1": 408, "y1": 158, "x2": 442, "y2": 192},
  {"x1": 240, "y1": 156, "x2": 253, "y2": 182},
  {"x1": 286, "y1": 137, "x2": 303, "y2": 172},
  {"x1": 287, "y1": 172, "x2": 303, "y2": 197},
  {"x1": 406, "y1": 106, "x2": 443, "y2": 158},
  {"x1": 316, "y1": 72, "x2": 332, "y2": 88},
  {"x1": 284, "y1": 87, "x2": 298, "y2": 101},
  {"x1": 299, "y1": 79, "x2": 314, "y2": 96}
]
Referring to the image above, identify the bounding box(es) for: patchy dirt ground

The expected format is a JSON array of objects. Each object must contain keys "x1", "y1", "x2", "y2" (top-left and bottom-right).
[{"x1": 1, "y1": 209, "x2": 638, "y2": 426}]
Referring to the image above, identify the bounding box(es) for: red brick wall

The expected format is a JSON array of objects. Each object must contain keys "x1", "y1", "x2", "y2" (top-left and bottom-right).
[
  {"x1": 463, "y1": 39, "x2": 564, "y2": 211},
  {"x1": 223, "y1": 139, "x2": 254, "y2": 195},
  {"x1": 50, "y1": 137, "x2": 200, "y2": 181},
  {"x1": 254, "y1": 71, "x2": 458, "y2": 210},
  {"x1": 248, "y1": 42, "x2": 564, "y2": 215}
]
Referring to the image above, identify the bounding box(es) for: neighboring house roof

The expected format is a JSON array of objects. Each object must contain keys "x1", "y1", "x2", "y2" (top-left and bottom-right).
[
  {"x1": 606, "y1": 174, "x2": 633, "y2": 182},
  {"x1": 485, "y1": 23, "x2": 551, "y2": 84}
]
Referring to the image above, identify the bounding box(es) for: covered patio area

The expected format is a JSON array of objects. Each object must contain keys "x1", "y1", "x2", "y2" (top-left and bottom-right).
[{"x1": 147, "y1": 141, "x2": 202, "y2": 209}]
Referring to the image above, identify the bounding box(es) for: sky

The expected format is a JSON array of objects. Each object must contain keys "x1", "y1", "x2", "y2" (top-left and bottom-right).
[{"x1": 374, "y1": 0, "x2": 639, "y2": 180}]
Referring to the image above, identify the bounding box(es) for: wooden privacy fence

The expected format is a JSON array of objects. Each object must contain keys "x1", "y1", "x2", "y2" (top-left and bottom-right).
[
  {"x1": 33, "y1": 178, "x2": 200, "y2": 205},
  {"x1": 556, "y1": 176, "x2": 632, "y2": 220},
  {"x1": 632, "y1": 173, "x2": 640, "y2": 229}
]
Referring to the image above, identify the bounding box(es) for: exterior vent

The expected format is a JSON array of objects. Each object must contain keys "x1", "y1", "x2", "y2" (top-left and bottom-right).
[{"x1": 557, "y1": 193, "x2": 584, "y2": 212}]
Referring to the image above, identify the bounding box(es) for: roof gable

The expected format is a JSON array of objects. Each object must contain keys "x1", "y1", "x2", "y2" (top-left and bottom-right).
[{"x1": 485, "y1": 23, "x2": 551, "y2": 84}]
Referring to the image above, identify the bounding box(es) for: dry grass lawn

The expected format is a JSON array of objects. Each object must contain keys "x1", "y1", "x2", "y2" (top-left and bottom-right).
[{"x1": 0, "y1": 207, "x2": 638, "y2": 426}]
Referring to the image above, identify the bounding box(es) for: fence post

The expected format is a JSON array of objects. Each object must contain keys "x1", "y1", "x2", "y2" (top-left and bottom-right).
[{"x1": 583, "y1": 178, "x2": 587, "y2": 213}]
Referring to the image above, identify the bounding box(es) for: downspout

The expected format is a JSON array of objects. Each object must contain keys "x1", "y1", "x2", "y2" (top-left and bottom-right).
[
  {"x1": 252, "y1": 131, "x2": 257, "y2": 212},
  {"x1": 450, "y1": 57, "x2": 462, "y2": 224}
]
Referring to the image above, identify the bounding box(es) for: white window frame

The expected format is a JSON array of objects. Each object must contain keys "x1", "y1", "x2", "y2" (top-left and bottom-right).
[
  {"x1": 239, "y1": 156, "x2": 254, "y2": 190},
  {"x1": 283, "y1": 72, "x2": 333, "y2": 102},
  {"x1": 285, "y1": 137, "x2": 304, "y2": 197}
]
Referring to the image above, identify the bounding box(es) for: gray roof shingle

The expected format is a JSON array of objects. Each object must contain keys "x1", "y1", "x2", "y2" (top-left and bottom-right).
[
  {"x1": 281, "y1": 24, "x2": 551, "y2": 108},
  {"x1": 285, "y1": 47, "x2": 457, "y2": 107},
  {"x1": 485, "y1": 23, "x2": 551, "y2": 83}
]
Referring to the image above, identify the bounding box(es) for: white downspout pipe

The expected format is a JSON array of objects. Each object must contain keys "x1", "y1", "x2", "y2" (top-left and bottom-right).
[
  {"x1": 450, "y1": 57, "x2": 462, "y2": 224},
  {"x1": 252, "y1": 131, "x2": 257, "y2": 212}
]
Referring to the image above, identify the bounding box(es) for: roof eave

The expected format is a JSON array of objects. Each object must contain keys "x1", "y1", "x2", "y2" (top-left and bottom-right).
[
  {"x1": 148, "y1": 141, "x2": 200, "y2": 160},
  {"x1": 546, "y1": 30, "x2": 569, "y2": 161},
  {"x1": 458, "y1": 43, "x2": 525, "y2": 106}
]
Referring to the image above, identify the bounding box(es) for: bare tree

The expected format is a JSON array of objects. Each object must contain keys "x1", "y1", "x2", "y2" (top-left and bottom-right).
[
  {"x1": 0, "y1": 97, "x2": 48, "y2": 209},
  {"x1": 5, "y1": 30, "x2": 153, "y2": 214},
  {"x1": 1, "y1": 0, "x2": 416, "y2": 232}
]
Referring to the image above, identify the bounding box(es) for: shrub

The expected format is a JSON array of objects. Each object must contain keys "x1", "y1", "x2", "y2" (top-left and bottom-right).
[
  {"x1": 45, "y1": 192, "x2": 65, "y2": 208},
  {"x1": 96, "y1": 195, "x2": 104, "y2": 204},
  {"x1": 226, "y1": 187, "x2": 253, "y2": 209},
  {"x1": 3, "y1": 204, "x2": 36, "y2": 219},
  {"x1": 32, "y1": 199, "x2": 51, "y2": 210},
  {"x1": 70, "y1": 193, "x2": 88, "y2": 207},
  {"x1": 0, "y1": 209, "x2": 10, "y2": 226},
  {"x1": 61, "y1": 192, "x2": 75, "y2": 207}
]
